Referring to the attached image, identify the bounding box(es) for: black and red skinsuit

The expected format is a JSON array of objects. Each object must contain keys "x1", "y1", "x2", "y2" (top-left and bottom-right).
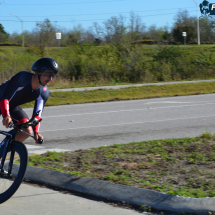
[{"x1": 0, "y1": 71, "x2": 49, "y2": 133}]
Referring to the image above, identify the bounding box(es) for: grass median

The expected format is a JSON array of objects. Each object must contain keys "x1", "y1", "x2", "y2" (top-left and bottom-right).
[
  {"x1": 21, "y1": 81, "x2": 215, "y2": 108},
  {"x1": 27, "y1": 132, "x2": 215, "y2": 198}
]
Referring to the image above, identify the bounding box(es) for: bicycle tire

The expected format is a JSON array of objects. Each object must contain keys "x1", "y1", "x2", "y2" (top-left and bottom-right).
[{"x1": 0, "y1": 141, "x2": 28, "y2": 204}]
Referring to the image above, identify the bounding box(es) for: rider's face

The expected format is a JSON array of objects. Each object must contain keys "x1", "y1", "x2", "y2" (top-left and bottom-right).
[{"x1": 40, "y1": 70, "x2": 55, "y2": 85}]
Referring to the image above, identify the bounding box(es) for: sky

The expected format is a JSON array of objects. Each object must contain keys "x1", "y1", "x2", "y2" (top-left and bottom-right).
[{"x1": 0, "y1": 0, "x2": 204, "y2": 35}]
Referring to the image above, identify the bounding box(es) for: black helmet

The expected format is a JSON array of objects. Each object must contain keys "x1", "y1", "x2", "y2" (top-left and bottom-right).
[{"x1": 31, "y1": 57, "x2": 59, "y2": 77}]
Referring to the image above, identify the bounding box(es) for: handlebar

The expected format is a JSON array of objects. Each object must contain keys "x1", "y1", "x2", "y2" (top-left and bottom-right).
[{"x1": 9, "y1": 110, "x2": 44, "y2": 144}]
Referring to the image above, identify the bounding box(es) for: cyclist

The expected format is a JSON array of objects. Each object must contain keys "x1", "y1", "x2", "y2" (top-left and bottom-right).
[{"x1": 0, "y1": 57, "x2": 59, "y2": 144}]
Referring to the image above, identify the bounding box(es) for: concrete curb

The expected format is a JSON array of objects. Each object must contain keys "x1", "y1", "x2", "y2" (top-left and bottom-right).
[{"x1": 21, "y1": 165, "x2": 215, "y2": 215}]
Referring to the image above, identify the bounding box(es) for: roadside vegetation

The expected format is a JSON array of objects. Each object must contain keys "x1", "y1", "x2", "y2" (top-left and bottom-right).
[
  {"x1": 1, "y1": 45, "x2": 215, "y2": 86},
  {"x1": 27, "y1": 132, "x2": 215, "y2": 198}
]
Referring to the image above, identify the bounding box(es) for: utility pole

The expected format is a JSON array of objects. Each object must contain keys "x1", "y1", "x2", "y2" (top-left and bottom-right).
[
  {"x1": 192, "y1": 0, "x2": 200, "y2": 45},
  {"x1": 11, "y1": 14, "x2": 24, "y2": 47}
]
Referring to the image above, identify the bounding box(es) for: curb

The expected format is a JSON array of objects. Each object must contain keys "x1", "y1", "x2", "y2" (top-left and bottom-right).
[{"x1": 19, "y1": 165, "x2": 215, "y2": 215}]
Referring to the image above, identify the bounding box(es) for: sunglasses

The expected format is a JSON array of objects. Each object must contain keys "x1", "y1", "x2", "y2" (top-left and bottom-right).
[{"x1": 42, "y1": 72, "x2": 56, "y2": 78}]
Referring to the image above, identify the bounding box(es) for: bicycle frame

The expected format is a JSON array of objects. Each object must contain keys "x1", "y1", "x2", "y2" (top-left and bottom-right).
[
  {"x1": 0, "y1": 131, "x2": 14, "y2": 175},
  {"x1": 0, "y1": 110, "x2": 43, "y2": 176}
]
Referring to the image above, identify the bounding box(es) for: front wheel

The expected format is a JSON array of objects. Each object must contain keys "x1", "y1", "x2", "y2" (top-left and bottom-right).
[{"x1": 0, "y1": 141, "x2": 28, "y2": 204}]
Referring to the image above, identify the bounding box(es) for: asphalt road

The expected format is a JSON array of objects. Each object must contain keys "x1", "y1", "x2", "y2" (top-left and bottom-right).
[{"x1": 18, "y1": 93, "x2": 215, "y2": 150}]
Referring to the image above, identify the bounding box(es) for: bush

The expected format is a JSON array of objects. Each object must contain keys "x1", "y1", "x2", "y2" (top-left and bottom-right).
[{"x1": 0, "y1": 45, "x2": 215, "y2": 84}]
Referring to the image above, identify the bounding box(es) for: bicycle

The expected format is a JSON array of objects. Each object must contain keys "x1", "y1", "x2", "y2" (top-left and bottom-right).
[{"x1": 0, "y1": 111, "x2": 43, "y2": 204}]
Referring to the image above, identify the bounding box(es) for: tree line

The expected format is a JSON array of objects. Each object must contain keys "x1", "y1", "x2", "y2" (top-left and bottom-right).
[{"x1": 1, "y1": 10, "x2": 215, "y2": 47}]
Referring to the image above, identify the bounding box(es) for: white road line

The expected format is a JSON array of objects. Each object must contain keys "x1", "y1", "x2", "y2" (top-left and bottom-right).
[
  {"x1": 145, "y1": 101, "x2": 191, "y2": 104},
  {"x1": 42, "y1": 102, "x2": 215, "y2": 118},
  {"x1": 40, "y1": 114, "x2": 215, "y2": 133}
]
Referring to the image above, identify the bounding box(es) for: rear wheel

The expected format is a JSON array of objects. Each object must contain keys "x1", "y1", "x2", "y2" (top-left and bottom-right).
[{"x1": 0, "y1": 141, "x2": 28, "y2": 204}]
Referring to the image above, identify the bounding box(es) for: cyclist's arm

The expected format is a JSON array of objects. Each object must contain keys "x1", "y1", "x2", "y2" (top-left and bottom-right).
[
  {"x1": 32, "y1": 96, "x2": 44, "y2": 134},
  {"x1": 0, "y1": 72, "x2": 23, "y2": 118},
  {"x1": 32, "y1": 88, "x2": 49, "y2": 133},
  {"x1": 0, "y1": 100, "x2": 10, "y2": 117}
]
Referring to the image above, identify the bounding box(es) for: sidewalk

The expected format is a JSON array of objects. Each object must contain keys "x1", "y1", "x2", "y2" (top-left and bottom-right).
[
  {"x1": 25, "y1": 144, "x2": 70, "y2": 155},
  {"x1": 49, "y1": 79, "x2": 215, "y2": 92}
]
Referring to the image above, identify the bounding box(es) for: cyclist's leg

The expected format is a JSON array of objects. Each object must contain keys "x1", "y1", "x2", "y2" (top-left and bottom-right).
[{"x1": 10, "y1": 106, "x2": 33, "y2": 142}]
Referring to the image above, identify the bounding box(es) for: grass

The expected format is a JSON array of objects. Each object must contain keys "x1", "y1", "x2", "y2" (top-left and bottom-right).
[
  {"x1": 27, "y1": 132, "x2": 215, "y2": 198},
  {"x1": 21, "y1": 81, "x2": 215, "y2": 108}
]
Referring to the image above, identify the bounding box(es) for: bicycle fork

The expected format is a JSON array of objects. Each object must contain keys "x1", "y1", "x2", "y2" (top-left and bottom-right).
[{"x1": 0, "y1": 138, "x2": 14, "y2": 176}]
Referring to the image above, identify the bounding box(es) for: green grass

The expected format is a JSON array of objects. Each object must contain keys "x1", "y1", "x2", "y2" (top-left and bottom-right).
[
  {"x1": 21, "y1": 81, "x2": 215, "y2": 108},
  {"x1": 27, "y1": 133, "x2": 215, "y2": 198}
]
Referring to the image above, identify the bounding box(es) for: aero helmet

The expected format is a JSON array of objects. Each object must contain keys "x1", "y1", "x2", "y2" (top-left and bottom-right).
[{"x1": 31, "y1": 57, "x2": 59, "y2": 78}]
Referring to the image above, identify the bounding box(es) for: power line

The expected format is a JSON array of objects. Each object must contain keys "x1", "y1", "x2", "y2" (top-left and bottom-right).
[
  {"x1": 0, "y1": 10, "x2": 197, "y2": 23},
  {"x1": 0, "y1": 6, "x2": 196, "y2": 18},
  {"x1": 0, "y1": 0, "x2": 126, "y2": 5},
  {"x1": 57, "y1": 10, "x2": 198, "y2": 22}
]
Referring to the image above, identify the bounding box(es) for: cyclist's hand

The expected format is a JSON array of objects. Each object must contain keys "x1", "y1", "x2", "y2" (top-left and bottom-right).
[
  {"x1": 2, "y1": 116, "x2": 12, "y2": 128},
  {"x1": 34, "y1": 133, "x2": 43, "y2": 144}
]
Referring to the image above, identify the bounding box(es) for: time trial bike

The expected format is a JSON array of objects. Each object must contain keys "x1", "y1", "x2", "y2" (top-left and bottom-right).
[{"x1": 0, "y1": 111, "x2": 43, "y2": 204}]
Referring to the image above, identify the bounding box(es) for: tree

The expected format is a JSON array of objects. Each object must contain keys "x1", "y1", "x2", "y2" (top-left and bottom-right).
[
  {"x1": 172, "y1": 25, "x2": 196, "y2": 44},
  {"x1": 35, "y1": 18, "x2": 56, "y2": 47},
  {"x1": 32, "y1": 19, "x2": 57, "y2": 56},
  {"x1": 23, "y1": 30, "x2": 35, "y2": 46},
  {"x1": 0, "y1": 23, "x2": 9, "y2": 43},
  {"x1": 199, "y1": 17, "x2": 215, "y2": 44},
  {"x1": 83, "y1": 30, "x2": 95, "y2": 43},
  {"x1": 66, "y1": 24, "x2": 86, "y2": 45},
  {"x1": 91, "y1": 22, "x2": 103, "y2": 40},
  {"x1": 7, "y1": 32, "x2": 21, "y2": 44},
  {"x1": 172, "y1": 10, "x2": 196, "y2": 44},
  {"x1": 103, "y1": 15, "x2": 126, "y2": 43},
  {"x1": 144, "y1": 25, "x2": 165, "y2": 42},
  {"x1": 162, "y1": 25, "x2": 173, "y2": 43},
  {"x1": 128, "y1": 12, "x2": 146, "y2": 41}
]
